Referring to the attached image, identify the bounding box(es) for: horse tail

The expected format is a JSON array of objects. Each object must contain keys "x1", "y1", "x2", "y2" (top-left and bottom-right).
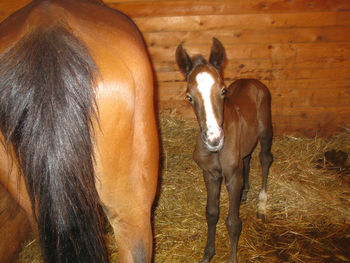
[{"x1": 0, "y1": 25, "x2": 109, "y2": 263}]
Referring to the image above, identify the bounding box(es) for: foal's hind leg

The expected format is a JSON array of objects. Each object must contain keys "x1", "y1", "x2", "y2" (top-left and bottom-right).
[
  {"x1": 241, "y1": 154, "x2": 252, "y2": 203},
  {"x1": 257, "y1": 131, "x2": 273, "y2": 221}
]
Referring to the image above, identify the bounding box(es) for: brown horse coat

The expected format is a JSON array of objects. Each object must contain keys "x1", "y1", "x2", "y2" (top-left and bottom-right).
[{"x1": 0, "y1": 0, "x2": 158, "y2": 262}]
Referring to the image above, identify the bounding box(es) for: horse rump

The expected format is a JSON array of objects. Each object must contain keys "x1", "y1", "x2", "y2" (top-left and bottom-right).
[{"x1": 0, "y1": 25, "x2": 108, "y2": 263}]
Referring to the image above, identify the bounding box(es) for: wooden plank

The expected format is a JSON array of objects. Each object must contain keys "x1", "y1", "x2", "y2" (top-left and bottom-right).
[
  {"x1": 272, "y1": 92, "x2": 350, "y2": 108},
  {"x1": 148, "y1": 42, "x2": 350, "y2": 61},
  {"x1": 269, "y1": 79, "x2": 350, "y2": 93},
  {"x1": 270, "y1": 111, "x2": 350, "y2": 136},
  {"x1": 107, "y1": 0, "x2": 350, "y2": 18},
  {"x1": 296, "y1": 43, "x2": 350, "y2": 59},
  {"x1": 153, "y1": 59, "x2": 275, "y2": 72},
  {"x1": 153, "y1": 56, "x2": 350, "y2": 73},
  {"x1": 105, "y1": 0, "x2": 148, "y2": 2},
  {"x1": 254, "y1": 42, "x2": 350, "y2": 60},
  {"x1": 155, "y1": 66, "x2": 350, "y2": 83},
  {"x1": 135, "y1": 12, "x2": 350, "y2": 32},
  {"x1": 2, "y1": 1, "x2": 350, "y2": 23},
  {"x1": 144, "y1": 27, "x2": 350, "y2": 47},
  {"x1": 271, "y1": 107, "x2": 350, "y2": 129},
  {"x1": 148, "y1": 43, "x2": 293, "y2": 61}
]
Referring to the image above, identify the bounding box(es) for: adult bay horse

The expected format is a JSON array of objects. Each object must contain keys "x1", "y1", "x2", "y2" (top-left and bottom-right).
[
  {"x1": 176, "y1": 38, "x2": 273, "y2": 263},
  {"x1": 0, "y1": 0, "x2": 159, "y2": 262}
]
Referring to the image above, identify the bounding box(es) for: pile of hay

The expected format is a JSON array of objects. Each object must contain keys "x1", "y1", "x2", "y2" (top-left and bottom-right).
[{"x1": 17, "y1": 115, "x2": 350, "y2": 262}]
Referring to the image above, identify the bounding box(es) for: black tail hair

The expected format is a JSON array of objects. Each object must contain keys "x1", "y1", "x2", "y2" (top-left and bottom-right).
[{"x1": 0, "y1": 25, "x2": 109, "y2": 263}]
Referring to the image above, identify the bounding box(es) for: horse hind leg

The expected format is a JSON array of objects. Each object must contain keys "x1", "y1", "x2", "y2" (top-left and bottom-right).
[
  {"x1": 99, "y1": 175, "x2": 154, "y2": 262},
  {"x1": 241, "y1": 154, "x2": 252, "y2": 203},
  {"x1": 104, "y1": 203, "x2": 153, "y2": 263},
  {"x1": 257, "y1": 128, "x2": 273, "y2": 221}
]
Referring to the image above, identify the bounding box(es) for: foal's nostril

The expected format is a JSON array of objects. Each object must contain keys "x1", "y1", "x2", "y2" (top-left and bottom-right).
[
  {"x1": 201, "y1": 131, "x2": 207, "y2": 142},
  {"x1": 201, "y1": 129, "x2": 224, "y2": 152},
  {"x1": 202, "y1": 128, "x2": 224, "y2": 146}
]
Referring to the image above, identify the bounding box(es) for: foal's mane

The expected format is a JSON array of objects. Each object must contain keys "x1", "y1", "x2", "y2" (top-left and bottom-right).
[{"x1": 191, "y1": 54, "x2": 208, "y2": 68}]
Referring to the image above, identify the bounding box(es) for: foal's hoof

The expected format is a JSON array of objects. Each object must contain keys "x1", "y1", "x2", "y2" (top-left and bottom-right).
[
  {"x1": 200, "y1": 250, "x2": 215, "y2": 263},
  {"x1": 200, "y1": 257, "x2": 212, "y2": 263},
  {"x1": 241, "y1": 190, "x2": 249, "y2": 203},
  {"x1": 256, "y1": 212, "x2": 266, "y2": 223}
]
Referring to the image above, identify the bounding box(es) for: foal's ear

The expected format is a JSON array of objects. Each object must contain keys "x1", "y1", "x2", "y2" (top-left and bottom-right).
[
  {"x1": 175, "y1": 43, "x2": 193, "y2": 77},
  {"x1": 209, "y1": 37, "x2": 225, "y2": 73}
]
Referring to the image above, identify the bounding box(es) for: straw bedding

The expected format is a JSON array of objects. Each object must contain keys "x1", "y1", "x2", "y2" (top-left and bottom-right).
[{"x1": 17, "y1": 115, "x2": 350, "y2": 262}]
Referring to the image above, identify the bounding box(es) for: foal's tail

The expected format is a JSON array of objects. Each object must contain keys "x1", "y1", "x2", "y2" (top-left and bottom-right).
[{"x1": 0, "y1": 26, "x2": 109, "y2": 263}]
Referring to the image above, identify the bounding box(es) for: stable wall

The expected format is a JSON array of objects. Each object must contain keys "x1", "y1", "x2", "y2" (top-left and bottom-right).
[{"x1": 1, "y1": 0, "x2": 350, "y2": 136}]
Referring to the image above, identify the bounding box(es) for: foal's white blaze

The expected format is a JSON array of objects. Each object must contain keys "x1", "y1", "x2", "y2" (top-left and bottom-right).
[{"x1": 195, "y1": 72, "x2": 221, "y2": 141}]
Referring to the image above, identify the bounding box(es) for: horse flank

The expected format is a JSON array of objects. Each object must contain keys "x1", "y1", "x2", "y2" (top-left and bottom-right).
[{"x1": 0, "y1": 25, "x2": 108, "y2": 262}]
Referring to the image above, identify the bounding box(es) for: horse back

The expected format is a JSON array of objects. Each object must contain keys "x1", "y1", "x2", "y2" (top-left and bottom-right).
[
  {"x1": 0, "y1": 0, "x2": 147, "y2": 63},
  {"x1": 224, "y1": 79, "x2": 271, "y2": 157}
]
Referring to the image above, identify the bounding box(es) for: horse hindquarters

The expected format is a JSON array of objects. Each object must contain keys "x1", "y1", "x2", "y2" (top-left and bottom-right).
[
  {"x1": 92, "y1": 34, "x2": 158, "y2": 263},
  {"x1": 0, "y1": 26, "x2": 108, "y2": 263}
]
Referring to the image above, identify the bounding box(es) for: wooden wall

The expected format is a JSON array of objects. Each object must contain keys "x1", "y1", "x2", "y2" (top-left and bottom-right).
[{"x1": 1, "y1": 0, "x2": 350, "y2": 136}]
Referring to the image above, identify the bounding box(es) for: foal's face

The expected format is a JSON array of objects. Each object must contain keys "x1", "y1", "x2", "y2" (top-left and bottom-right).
[
  {"x1": 176, "y1": 38, "x2": 226, "y2": 152},
  {"x1": 187, "y1": 65, "x2": 226, "y2": 152}
]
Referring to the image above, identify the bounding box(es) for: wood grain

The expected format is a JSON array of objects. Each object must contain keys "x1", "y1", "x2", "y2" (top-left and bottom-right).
[
  {"x1": 135, "y1": 12, "x2": 350, "y2": 32},
  {"x1": 107, "y1": 0, "x2": 350, "y2": 17}
]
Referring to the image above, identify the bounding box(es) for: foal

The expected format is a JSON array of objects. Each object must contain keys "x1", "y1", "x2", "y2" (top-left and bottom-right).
[{"x1": 175, "y1": 38, "x2": 273, "y2": 263}]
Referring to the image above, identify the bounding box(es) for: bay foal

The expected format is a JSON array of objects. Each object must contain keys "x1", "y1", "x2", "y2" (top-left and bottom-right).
[{"x1": 176, "y1": 38, "x2": 273, "y2": 263}]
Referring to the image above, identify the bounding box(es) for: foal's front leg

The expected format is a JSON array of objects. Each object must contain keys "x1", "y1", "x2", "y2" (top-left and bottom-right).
[
  {"x1": 200, "y1": 170, "x2": 223, "y2": 263},
  {"x1": 223, "y1": 165, "x2": 243, "y2": 263}
]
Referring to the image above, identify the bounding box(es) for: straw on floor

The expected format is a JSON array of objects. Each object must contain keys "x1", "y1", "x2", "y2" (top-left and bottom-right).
[{"x1": 17, "y1": 115, "x2": 350, "y2": 263}]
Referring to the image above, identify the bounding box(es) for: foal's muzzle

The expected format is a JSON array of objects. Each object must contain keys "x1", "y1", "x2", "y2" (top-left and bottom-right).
[{"x1": 201, "y1": 128, "x2": 224, "y2": 152}]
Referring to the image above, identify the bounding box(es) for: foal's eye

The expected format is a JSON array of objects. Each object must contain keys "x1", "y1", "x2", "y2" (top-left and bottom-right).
[
  {"x1": 221, "y1": 88, "x2": 227, "y2": 96},
  {"x1": 185, "y1": 94, "x2": 193, "y2": 103}
]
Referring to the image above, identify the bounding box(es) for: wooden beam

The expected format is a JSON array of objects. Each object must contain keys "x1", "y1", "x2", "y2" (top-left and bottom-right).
[
  {"x1": 135, "y1": 12, "x2": 350, "y2": 32},
  {"x1": 106, "y1": 0, "x2": 350, "y2": 17}
]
